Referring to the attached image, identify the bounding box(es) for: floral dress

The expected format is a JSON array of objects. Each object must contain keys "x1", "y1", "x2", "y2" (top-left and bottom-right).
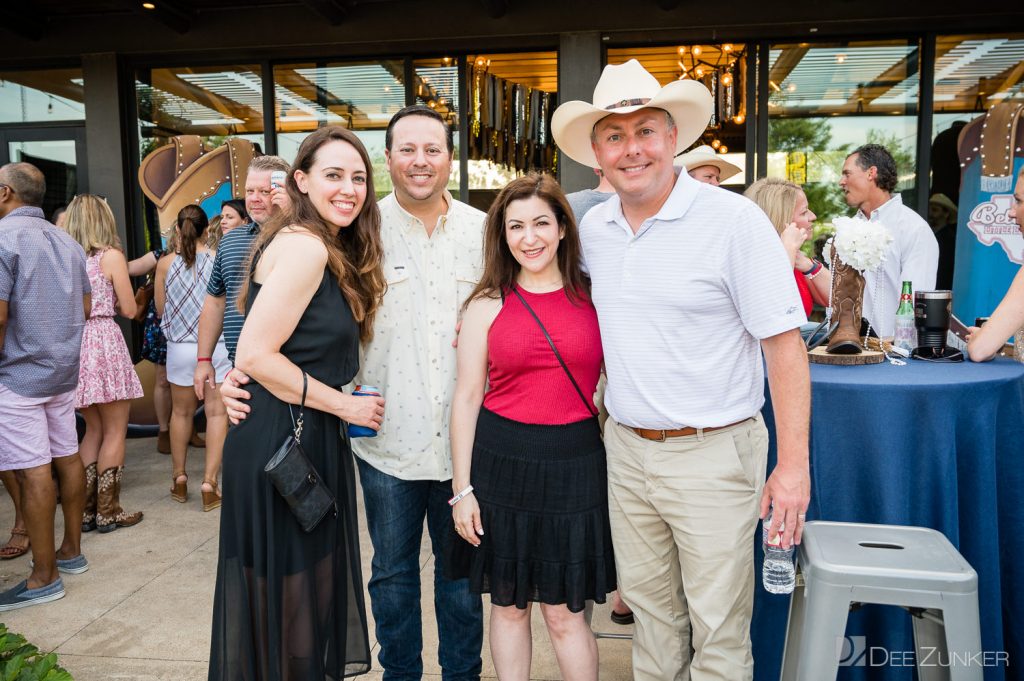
[{"x1": 75, "y1": 249, "x2": 144, "y2": 408}]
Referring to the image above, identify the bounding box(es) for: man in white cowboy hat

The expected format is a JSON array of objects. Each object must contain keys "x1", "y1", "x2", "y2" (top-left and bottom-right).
[
  {"x1": 676, "y1": 144, "x2": 742, "y2": 186},
  {"x1": 552, "y1": 59, "x2": 811, "y2": 681}
]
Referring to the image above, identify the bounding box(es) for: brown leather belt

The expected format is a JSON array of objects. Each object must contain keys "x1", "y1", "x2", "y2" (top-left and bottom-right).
[{"x1": 629, "y1": 418, "x2": 749, "y2": 442}]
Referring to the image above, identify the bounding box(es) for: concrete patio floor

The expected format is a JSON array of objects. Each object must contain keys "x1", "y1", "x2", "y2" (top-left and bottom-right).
[{"x1": 0, "y1": 437, "x2": 634, "y2": 680}]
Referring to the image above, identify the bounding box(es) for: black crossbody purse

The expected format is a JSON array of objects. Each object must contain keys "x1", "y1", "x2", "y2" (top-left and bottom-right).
[
  {"x1": 264, "y1": 371, "x2": 338, "y2": 532},
  {"x1": 510, "y1": 287, "x2": 599, "y2": 418}
]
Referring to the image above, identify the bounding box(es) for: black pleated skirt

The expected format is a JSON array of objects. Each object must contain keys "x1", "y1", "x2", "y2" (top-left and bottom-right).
[{"x1": 445, "y1": 407, "x2": 616, "y2": 613}]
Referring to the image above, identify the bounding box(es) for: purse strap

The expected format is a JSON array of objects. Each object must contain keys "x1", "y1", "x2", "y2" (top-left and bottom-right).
[
  {"x1": 510, "y1": 286, "x2": 598, "y2": 417},
  {"x1": 288, "y1": 371, "x2": 308, "y2": 443}
]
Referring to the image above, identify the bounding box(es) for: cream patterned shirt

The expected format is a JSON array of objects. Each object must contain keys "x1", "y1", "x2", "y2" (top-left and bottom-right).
[{"x1": 351, "y1": 191, "x2": 485, "y2": 481}]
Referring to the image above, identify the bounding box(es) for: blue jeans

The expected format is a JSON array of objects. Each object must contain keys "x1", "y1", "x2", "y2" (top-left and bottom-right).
[{"x1": 356, "y1": 457, "x2": 483, "y2": 681}]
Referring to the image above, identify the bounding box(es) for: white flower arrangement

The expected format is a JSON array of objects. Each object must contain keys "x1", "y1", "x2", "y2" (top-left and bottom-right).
[{"x1": 827, "y1": 216, "x2": 893, "y2": 273}]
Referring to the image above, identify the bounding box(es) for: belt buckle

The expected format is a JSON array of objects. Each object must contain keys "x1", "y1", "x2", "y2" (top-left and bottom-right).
[{"x1": 654, "y1": 430, "x2": 667, "y2": 442}]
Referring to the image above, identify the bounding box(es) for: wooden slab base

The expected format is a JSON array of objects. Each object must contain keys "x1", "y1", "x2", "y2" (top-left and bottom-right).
[{"x1": 808, "y1": 346, "x2": 885, "y2": 365}]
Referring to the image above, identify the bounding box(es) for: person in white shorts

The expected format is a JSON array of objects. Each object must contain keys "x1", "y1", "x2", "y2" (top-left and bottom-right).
[{"x1": 155, "y1": 204, "x2": 230, "y2": 512}]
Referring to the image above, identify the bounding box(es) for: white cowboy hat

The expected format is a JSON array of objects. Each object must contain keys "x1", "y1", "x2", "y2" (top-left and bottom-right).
[
  {"x1": 552, "y1": 59, "x2": 714, "y2": 169},
  {"x1": 675, "y1": 145, "x2": 742, "y2": 181}
]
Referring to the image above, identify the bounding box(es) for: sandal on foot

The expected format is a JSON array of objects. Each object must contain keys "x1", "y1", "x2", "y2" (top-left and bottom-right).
[
  {"x1": 171, "y1": 472, "x2": 188, "y2": 503},
  {"x1": 0, "y1": 528, "x2": 29, "y2": 560},
  {"x1": 201, "y1": 479, "x2": 221, "y2": 512}
]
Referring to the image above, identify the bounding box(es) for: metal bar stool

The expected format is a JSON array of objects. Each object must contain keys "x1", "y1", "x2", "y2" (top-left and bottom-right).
[
  {"x1": 780, "y1": 521, "x2": 982, "y2": 681},
  {"x1": 584, "y1": 601, "x2": 633, "y2": 641}
]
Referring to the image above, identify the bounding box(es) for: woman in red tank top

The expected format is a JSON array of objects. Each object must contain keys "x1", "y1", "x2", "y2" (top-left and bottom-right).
[
  {"x1": 446, "y1": 174, "x2": 614, "y2": 681},
  {"x1": 745, "y1": 177, "x2": 832, "y2": 317}
]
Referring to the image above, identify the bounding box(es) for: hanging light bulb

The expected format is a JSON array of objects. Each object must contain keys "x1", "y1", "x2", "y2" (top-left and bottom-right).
[
  {"x1": 711, "y1": 139, "x2": 721, "y2": 149},
  {"x1": 733, "y1": 113, "x2": 745, "y2": 124},
  {"x1": 721, "y1": 72, "x2": 733, "y2": 87},
  {"x1": 723, "y1": 44, "x2": 733, "y2": 52},
  {"x1": 678, "y1": 46, "x2": 687, "y2": 55},
  {"x1": 692, "y1": 45, "x2": 703, "y2": 57},
  {"x1": 719, "y1": 145, "x2": 729, "y2": 154},
  {"x1": 695, "y1": 67, "x2": 705, "y2": 78}
]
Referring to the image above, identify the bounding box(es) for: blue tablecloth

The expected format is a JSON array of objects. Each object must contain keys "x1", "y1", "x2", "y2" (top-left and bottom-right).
[{"x1": 754, "y1": 358, "x2": 1024, "y2": 681}]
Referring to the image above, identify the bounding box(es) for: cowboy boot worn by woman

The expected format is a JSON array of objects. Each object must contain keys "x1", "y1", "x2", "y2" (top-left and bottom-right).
[
  {"x1": 81, "y1": 463, "x2": 98, "y2": 532},
  {"x1": 95, "y1": 466, "x2": 144, "y2": 533},
  {"x1": 827, "y1": 258, "x2": 866, "y2": 354}
]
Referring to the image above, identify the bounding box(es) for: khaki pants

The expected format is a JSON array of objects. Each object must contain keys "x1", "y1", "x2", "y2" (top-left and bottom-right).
[{"x1": 604, "y1": 415, "x2": 768, "y2": 681}]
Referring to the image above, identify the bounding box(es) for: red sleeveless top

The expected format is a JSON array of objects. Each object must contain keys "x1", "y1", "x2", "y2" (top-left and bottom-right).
[
  {"x1": 482, "y1": 287, "x2": 603, "y2": 425},
  {"x1": 793, "y1": 269, "x2": 813, "y2": 317}
]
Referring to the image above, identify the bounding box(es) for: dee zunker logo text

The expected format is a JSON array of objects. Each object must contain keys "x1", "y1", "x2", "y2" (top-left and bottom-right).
[{"x1": 836, "y1": 636, "x2": 1009, "y2": 668}]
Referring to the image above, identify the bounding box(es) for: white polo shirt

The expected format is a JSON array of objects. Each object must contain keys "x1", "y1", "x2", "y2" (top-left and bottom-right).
[
  {"x1": 352, "y1": 191, "x2": 485, "y2": 481},
  {"x1": 580, "y1": 170, "x2": 806, "y2": 429},
  {"x1": 857, "y1": 195, "x2": 939, "y2": 338}
]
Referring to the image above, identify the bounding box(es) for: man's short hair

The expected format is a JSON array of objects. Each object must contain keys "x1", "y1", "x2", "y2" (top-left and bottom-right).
[
  {"x1": 590, "y1": 109, "x2": 676, "y2": 144},
  {"x1": 249, "y1": 154, "x2": 290, "y2": 174},
  {"x1": 385, "y1": 105, "x2": 454, "y2": 154},
  {"x1": 0, "y1": 163, "x2": 46, "y2": 207},
  {"x1": 849, "y1": 144, "x2": 898, "y2": 193}
]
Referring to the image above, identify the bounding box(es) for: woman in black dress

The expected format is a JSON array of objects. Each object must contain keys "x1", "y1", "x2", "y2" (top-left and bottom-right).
[{"x1": 208, "y1": 126, "x2": 387, "y2": 681}]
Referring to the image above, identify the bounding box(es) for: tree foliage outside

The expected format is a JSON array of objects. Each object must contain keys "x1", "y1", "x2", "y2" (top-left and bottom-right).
[{"x1": 767, "y1": 117, "x2": 917, "y2": 258}]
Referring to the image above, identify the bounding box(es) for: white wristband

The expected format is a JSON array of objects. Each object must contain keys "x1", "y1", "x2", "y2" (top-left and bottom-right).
[{"x1": 448, "y1": 485, "x2": 474, "y2": 507}]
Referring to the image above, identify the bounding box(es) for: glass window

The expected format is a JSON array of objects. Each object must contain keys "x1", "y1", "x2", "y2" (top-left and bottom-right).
[
  {"x1": 136, "y1": 64, "x2": 266, "y2": 161},
  {"x1": 0, "y1": 69, "x2": 85, "y2": 123},
  {"x1": 414, "y1": 58, "x2": 460, "y2": 192},
  {"x1": 273, "y1": 61, "x2": 404, "y2": 195},
  {"x1": 765, "y1": 40, "x2": 920, "y2": 222},
  {"x1": 608, "y1": 44, "x2": 748, "y2": 186},
  {"x1": 465, "y1": 51, "x2": 557, "y2": 201}
]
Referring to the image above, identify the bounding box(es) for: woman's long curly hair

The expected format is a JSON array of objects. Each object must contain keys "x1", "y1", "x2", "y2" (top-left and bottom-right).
[
  {"x1": 464, "y1": 172, "x2": 589, "y2": 309},
  {"x1": 239, "y1": 127, "x2": 386, "y2": 342}
]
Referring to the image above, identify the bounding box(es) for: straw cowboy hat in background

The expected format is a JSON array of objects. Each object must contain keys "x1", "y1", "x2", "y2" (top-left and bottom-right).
[
  {"x1": 552, "y1": 59, "x2": 714, "y2": 169},
  {"x1": 675, "y1": 145, "x2": 742, "y2": 182}
]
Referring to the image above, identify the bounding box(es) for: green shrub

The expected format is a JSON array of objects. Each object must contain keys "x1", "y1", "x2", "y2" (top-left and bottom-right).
[{"x1": 0, "y1": 624, "x2": 72, "y2": 680}]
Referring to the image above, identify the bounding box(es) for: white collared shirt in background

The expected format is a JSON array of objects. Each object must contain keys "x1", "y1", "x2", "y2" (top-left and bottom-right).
[
  {"x1": 352, "y1": 191, "x2": 485, "y2": 481},
  {"x1": 580, "y1": 170, "x2": 806, "y2": 430},
  {"x1": 858, "y1": 194, "x2": 939, "y2": 338}
]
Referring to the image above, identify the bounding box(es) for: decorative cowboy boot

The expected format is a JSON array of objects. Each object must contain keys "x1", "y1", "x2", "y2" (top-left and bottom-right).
[
  {"x1": 110, "y1": 467, "x2": 144, "y2": 529},
  {"x1": 82, "y1": 463, "x2": 98, "y2": 533},
  {"x1": 95, "y1": 467, "x2": 118, "y2": 533},
  {"x1": 827, "y1": 257, "x2": 866, "y2": 354}
]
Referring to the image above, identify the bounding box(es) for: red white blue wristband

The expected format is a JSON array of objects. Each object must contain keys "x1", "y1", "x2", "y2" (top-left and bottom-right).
[{"x1": 448, "y1": 485, "x2": 474, "y2": 507}]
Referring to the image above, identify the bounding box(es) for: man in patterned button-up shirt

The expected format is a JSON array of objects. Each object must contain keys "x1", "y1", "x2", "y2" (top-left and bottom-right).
[{"x1": 0, "y1": 163, "x2": 91, "y2": 611}]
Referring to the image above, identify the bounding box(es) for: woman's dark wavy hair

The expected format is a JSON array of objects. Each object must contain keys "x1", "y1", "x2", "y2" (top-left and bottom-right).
[
  {"x1": 175, "y1": 204, "x2": 208, "y2": 269},
  {"x1": 465, "y1": 172, "x2": 589, "y2": 309},
  {"x1": 239, "y1": 126, "x2": 386, "y2": 343}
]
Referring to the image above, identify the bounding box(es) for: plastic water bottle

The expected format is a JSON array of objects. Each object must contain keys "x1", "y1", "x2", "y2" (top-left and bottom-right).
[{"x1": 762, "y1": 508, "x2": 795, "y2": 594}]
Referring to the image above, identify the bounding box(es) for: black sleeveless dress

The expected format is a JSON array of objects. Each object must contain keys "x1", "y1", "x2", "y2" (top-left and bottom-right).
[{"x1": 208, "y1": 267, "x2": 370, "y2": 681}]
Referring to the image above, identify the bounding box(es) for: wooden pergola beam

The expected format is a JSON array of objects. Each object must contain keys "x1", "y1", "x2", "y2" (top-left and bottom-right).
[
  {"x1": 1, "y1": 6, "x2": 46, "y2": 41},
  {"x1": 480, "y1": 0, "x2": 508, "y2": 18},
  {"x1": 299, "y1": 0, "x2": 352, "y2": 26},
  {"x1": 133, "y1": 0, "x2": 193, "y2": 34}
]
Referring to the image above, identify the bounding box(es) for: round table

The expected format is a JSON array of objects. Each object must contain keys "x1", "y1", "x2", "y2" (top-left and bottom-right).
[{"x1": 754, "y1": 357, "x2": 1024, "y2": 681}]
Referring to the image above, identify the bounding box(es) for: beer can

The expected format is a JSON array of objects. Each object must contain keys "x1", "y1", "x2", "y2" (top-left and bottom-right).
[
  {"x1": 348, "y1": 385, "x2": 382, "y2": 438},
  {"x1": 270, "y1": 170, "x2": 287, "y2": 189}
]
